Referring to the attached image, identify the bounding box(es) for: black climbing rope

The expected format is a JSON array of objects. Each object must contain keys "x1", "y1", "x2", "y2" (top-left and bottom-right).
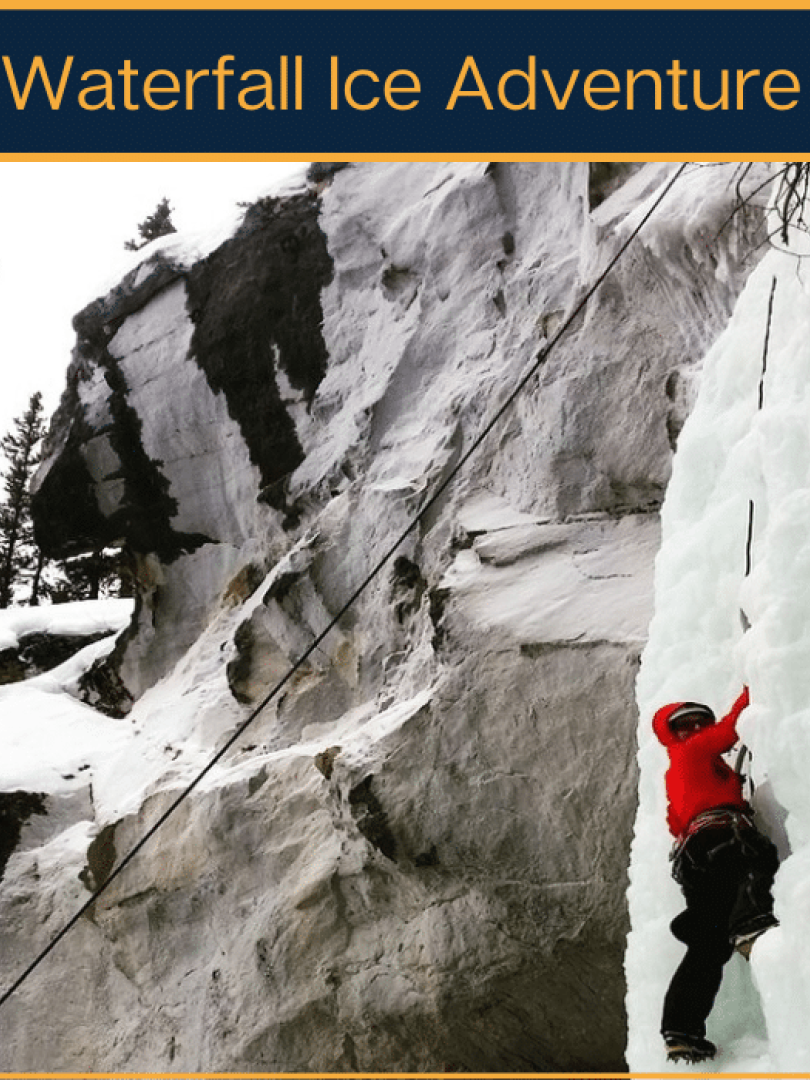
[
  {"x1": 743, "y1": 275, "x2": 777, "y2": 599},
  {"x1": 758, "y1": 275, "x2": 777, "y2": 410},
  {"x1": 0, "y1": 161, "x2": 690, "y2": 1012},
  {"x1": 737, "y1": 274, "x2": 777, "y2": 784}
]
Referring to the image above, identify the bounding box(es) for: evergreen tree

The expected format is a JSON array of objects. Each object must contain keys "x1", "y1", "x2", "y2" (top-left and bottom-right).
[
  {"x1": 52, "y1": 549, "x2": 128, "y2": 603},
  {"x1": 0, "y1": 392, "x2": 46, "y2": 607},
  {"x1": 0, "y1": 395, "x2": 126, "y2": 607},
  {"x1": 124, "y1": 196, "x2": 177, "y2": 251}
]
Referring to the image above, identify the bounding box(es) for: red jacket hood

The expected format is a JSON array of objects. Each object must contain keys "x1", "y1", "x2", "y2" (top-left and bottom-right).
[{"x1": 653, "y1": 701, "x2": 691, "y2": 748}]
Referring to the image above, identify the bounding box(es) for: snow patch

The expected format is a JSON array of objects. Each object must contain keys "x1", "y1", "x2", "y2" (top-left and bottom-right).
[{"x1": 443, "y1": 510, "x2": 658, "y2": 645}]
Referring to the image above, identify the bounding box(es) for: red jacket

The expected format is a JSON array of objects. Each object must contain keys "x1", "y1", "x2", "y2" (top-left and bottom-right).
[{"x1": 652, "y1": 687, "x2": 749, "y2": 838}]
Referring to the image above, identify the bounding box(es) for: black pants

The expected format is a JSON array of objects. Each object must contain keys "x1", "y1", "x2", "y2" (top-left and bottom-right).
[{"x1": 662, "y1": 822, "x2": 779, "y2": 1038}]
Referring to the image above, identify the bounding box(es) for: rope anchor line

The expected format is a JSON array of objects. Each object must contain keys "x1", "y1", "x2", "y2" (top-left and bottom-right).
[
  {"x1": 735, "y1": 272, "x2": 776, "y2": 788},
  {"x1": 743, "y1": 273, "x2": 777, "y2": 602},
  {"x1": 0, "y1": 162, "x2": 691, "y2": 1014}
]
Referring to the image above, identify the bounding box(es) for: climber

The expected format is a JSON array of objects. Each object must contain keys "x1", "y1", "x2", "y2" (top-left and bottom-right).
[{"x1": 652, "y1": 686, "x2": 780, "y2": 1064}]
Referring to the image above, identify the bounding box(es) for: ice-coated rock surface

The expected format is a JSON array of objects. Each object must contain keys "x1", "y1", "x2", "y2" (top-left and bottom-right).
[{"x1": 2, "y1": 162, "x2": 769, "y2": 1071}]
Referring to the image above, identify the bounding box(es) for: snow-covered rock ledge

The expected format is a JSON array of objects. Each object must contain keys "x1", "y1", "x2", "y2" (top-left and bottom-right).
[
  {"x1": 0, "y1": 597, "x2": 132, "y2": 685},
  {"x1": 2, "y1": 162, "x2": 769, "y2": 1071}
]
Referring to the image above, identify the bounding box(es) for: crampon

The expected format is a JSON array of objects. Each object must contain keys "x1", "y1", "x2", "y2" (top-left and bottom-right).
[{"x1": 664, "y1": 1031, "x2": 717, "y2": 1064}]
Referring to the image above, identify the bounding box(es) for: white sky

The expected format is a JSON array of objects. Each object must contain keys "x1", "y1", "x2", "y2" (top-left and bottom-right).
[{"x1": 0, "y1": 160, "x2": 308, "y2": 442}]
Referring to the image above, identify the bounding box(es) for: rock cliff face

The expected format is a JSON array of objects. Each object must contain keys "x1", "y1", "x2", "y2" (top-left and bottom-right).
[{"x1": 2, "y1": 161, "x2": 767, "y2": 1071}]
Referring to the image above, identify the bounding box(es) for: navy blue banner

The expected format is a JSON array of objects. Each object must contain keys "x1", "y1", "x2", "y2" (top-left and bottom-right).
[{"x1": 0, "y1": 9, "x2": 805, "y2": 154}]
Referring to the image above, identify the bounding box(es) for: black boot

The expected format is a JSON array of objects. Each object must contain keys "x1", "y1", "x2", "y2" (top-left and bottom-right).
[
  {"x1": 664, "y1": 1031, "x2": 717, "y2": 1063},
  {"x1": 732, "y1": 912, "x2": 779, "y2": 958}
]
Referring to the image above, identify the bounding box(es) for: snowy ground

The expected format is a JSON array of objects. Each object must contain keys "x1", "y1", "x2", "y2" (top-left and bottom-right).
[
  {"x1": 0, "y1": 597, "x2": 248, "y2": 822},
  {"x1": 628, "y1": 237, "x2": 810, "y2": 1070},
  {"x1": 0, "y1": 600, "x2": 133, "y2": 795}
]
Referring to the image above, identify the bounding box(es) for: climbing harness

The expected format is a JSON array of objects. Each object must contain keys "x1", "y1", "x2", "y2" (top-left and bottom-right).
[{"x1": 670, "y1": 805, "x2": 759, "y2": 884}]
